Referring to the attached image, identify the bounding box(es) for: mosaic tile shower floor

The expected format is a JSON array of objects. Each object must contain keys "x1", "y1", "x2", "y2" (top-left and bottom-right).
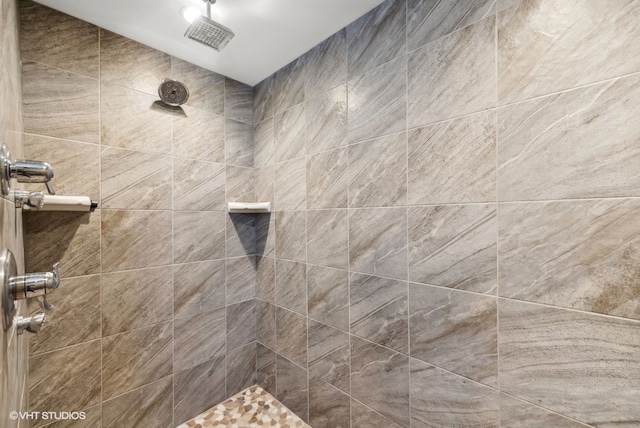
[{"x1": 176, "y1": 386, "x2": 311, "y2": 428}]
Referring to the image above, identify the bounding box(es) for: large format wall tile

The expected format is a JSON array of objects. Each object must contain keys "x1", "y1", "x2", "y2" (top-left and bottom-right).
[
  {"x1": 351, "y1": 399, "x2": 402, "y2": 428},
  {"x1": 276, "y1": 307, "x2": 308, "y2": 368},
  {"x1": 307, "y1": 265, "x2": 349, "y2": 331},
  {"x1": 407, "y1": 0, "x2": 496, "y2": 51},
  {"x1": 308, "y1": 321, "x2": 349, "y2": 393},
  {"x1": 498, "y1": 74, "x2": 640, "y2": 201},
  {"x1": 303, "y1": 29, "x2": 347, "y2": 102},
  {"x1": 350, "y1": 337, "x2": 410, "y2": 427},
  {"x1": 257, "y1": 343, "x2": 277, "y2": 396},
  {"x1": 274, "y1": 103, "x2": 305, "y2": 162},
  {"x1": 173, "y1": 158, "x2": 225, "y2": 211},
  {"x1": 498, "y1": 0, "x2": 640, "y2": 103},
  {"x1": 347, "y1": 0, "x2": 406, "y2": 78},
  {"x1": 174, "y1": 260, "x2": 225, "y2": 317},
  {"x1": 226, "y1": 165, "x2": 255, "y2": 203},
  {"x1": 100, "y1": 82, "x2": 173, "y2": 154},
  {"x1": 408, "y1": 204, "x2": 497, "y2": 294},
  {"x1": 100, "y1": 30, "x2": 170, "y2": 95},
  {"x1": 306, "y1": 147, "x2": 348, "y2": 209},
  {"x1": 225, "y1": 78, "x2": 253, "y2": 125},
  {"x1": 348, "y1": 56, "x2": 406, "y2": 144},
  {"x1": 309, "y1": 376, "x2": 350, "y2": 428},
  {"x1": 101, "y1": 146, "x2": 172, "y2": 210},
  {"x1": 274, "y1": 57, "x2": 305, "y2": 115},
  {"x1": 29, "y1": 275, "x2": 101, "y2": 355},
  {"x1": 174, "y1": 356, "x2": 226, "y2": 425},
  {"x1": 275, "y1": 210, "x2": 306, "y2": 262},
  {"x1": 227, "y1": 300, "x2": 256, "y2": 351},
  {"x1": 307, "y1": 209, "x2": 348, "y2": 269},
  {"x1": 171, "y1": 57, "x2": 224, "y2": 115},
  {"x1": 408, "y1": 110, "x2": 496, "y2": 204},
  {"x1": 500, "y1": 394, "x2": 591, "y2": 428},
  {"x1": 410, "y1": 284, "x2": 498, "y2": 387},
  {"x1": 349, "y1": 207, "x2": 407, "y2": 280},
  {"x1": 174, "y1": 308, "x2": 226, "y2": 372},
  {"x1": 275, "y1": 259, "x2": 306, "y2": 314},
  {"x1": 305, "y1": 84, "x2": 347, "y2": 155},
  {"x1": 499, "y1": 299, "x2": 640, "y2": 426},
  {"x1": 410, "y1": 358, "x2": 500, "y2": 427},
  {"x1": 227, "y1": 214, "x2": 256, "y2": 258},
  {"x1": 256, "y1": 255, "x2": 276, "y2": 302},
  {"x1": 226, "y1": 255, "x2": 256, "y2": 304},
  {"x1": 226, "y1": 118, "x2": 254, "y2": 167},
  {"x1": 22, "y1": 61, "x2": 99, "y2": 143},
  {"x1": 29, "y1": 341, "x2": 101, "y2": 424},
  {"x1": 253, "y1": 75, "x2": 274, "y2": 123},
  {"x1": 173, "y1": 211, "x2": 225, "y2": 263},
  {"x1": 102, "y1": 267, "x2": 173, "y2": 336},
  {"x1": 350, "y1": 273, "x2": 408, "y2": 353},
  {"x1": 20, "y1": 0, "x2": 99, "y2": 78},
  {"x1": 173, "y1": 105, "x2": 225, "y2": 163},
  {"x1": 103, "y1": 376, "x2": 173, "y2": 428},
  {"x1": 275, "y1": 157, "x2": 306, "y2": 211},
  {"x1": 257, "y1": 300, "x2": 276, "y2": 350},
  {"x1": 408, "y1": 17, "x2": 495, "y2": 128},
  {"x1": 226, "y1": 342, "x2": 257, "y2": 396},
  {"x1": 102, "y1": 321, "x2": 173, "y2": 399},
  {"x1": 276, "y1": 355, "x2": 309, "y2": 422},
  {"x1": 499, "y1": 199, "x2": 640, "y2": 319},
  {"x1": 101, "y1": 210, "x2": 171, "y2": 272},
  {"x1": 348, "y1": 132, "x2": 407, "y2": 207},
  {"x1": 254, "y1": 118, "x2": 274, "y2": 167}
]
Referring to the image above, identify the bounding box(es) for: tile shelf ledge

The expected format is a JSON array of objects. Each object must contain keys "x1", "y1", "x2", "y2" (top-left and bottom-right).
[{"x1": 227, "y1": 202, "x2": 271, "y2": 213}]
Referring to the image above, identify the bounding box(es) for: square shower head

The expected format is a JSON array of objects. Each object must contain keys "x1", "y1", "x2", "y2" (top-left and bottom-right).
[{"x1": 185, "y1": 15, "x2": 235, "y2": 51}]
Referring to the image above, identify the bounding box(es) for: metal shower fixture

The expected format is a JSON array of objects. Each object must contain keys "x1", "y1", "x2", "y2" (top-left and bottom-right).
[
  {"x1": 158, "y1": 78, "x2": 190, "y2": 106},
  {"x1": 184, "y1": 0, "x2": 235, "y2": 52}
]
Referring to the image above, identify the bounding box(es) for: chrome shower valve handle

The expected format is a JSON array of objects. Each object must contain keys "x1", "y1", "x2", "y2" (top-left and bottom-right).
[
  {"x1": 0, "y1": 144, "x2": 55, "y2": 195},
  {"x1": 9, "y1": 261, "x2": 60, "y2": 310}
]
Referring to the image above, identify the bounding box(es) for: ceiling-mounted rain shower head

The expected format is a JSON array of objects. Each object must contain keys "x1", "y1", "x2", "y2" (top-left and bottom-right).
[
  {"x1": 185, "y1": 0, "x2": 235, "y2": 52},
  {"x1": 158, "y1": 78, "x2": 190, "y2": 106}
]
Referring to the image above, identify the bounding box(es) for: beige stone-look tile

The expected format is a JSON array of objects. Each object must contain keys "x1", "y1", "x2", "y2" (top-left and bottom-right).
[
  {"x1": 253, "y1": 74, "x2": 274, "y2": 124},
  {"x1": 103, "y1": 376, "x2": 173, "y2": 428},
  {"x1": 276, "y1": 355, "x2": 309, "y2": 422},
  {"x1": 172, "y1": 57, "x2": 224, "y2": 115},
  {"x1": 276, "y1": 307, "x2": 307, "y2": 368},
  {"x1": 226, "y1": 213, "x2": 256, "y2": 257},
  {"x1": 350, "y1": 273, "x2": 408, "y2": 353},
  {"x1": 20, "y1": 0, "x2": 98, "y2": 77},
  {"x1": 175, "y1": 307, "x2": 226, "y2": 372},
  {"x1": 408, "y1": 110, "x2": 496, "y2": 205},
  {"x1": 274, "y1": 103, "x2": 305, "y2": 162},
  {"x1": 102, "y1": 321, "x2": 173, "y2": 399},
  {"x1": 408, "y1": 16, "x2": 495, "y2": 128},
  {"x1": 348, "y1": 56, "x2": 406, "y2": 144},
  {"x1": 173, "y1": 211, "x2": 225, "y2": 264},
  {"x1": 174, "y1": 356, "x2": 226, "y2": 426},
  {"x1": 29, "y1": 341, "x2": 101, "y2": 420},
  {"x1": 22, "y1": 61, "x2": 99, "y2": 143},
  {"x1": 307, "y1": 265, "x2": 349, "y2": 331},
  {"x1": 351, "y1": 399, "x2": 402, "y2": 428},
  {"x1": 349, "y1": 207, "x2": 407, "y2": 280},
  {"x1": 226, "y1": 255, "x2": 256, "y2": 304},
  {"x1": 275, "y1": 259, "x2": 306, "y2": 315},
  {"x1": 38, "y1": 404, "x2": 102, "y2": 428},
  {"x1": 174, "y1": 260, "x2": 225, "y2": 317},
  {"x1": 347, "y1": 0, "x2": 406, "y2": 78},
  {"x1": 410, "y1": 284, "x2": 498, "y2": 388},
  {"x1": 308, "y1": 321, "x2": 349, "y2": 393},
  {"x1": 226, "y1": 118, "x2": 253, "y2": 167},
  {"x1": 498, "y1": 73, "x2": 640, "y2": 201},
  {"x1": 500, "y1": 394, "x2": 591, "y2": 428},
  {"x1": 275, "y1": 210, "x2": 306, "y2": 262},
  {"x1": 257, "y1": 299, "x2": 276, "y2": 350},
  {"x1": 101, "y1": 210, "x2": 171, "y2": 272},
  {"x1": 101, "y1": 146, "x2": 172, "y2": 210},
  {"x1": 273, "y1": 57, "x2": 305, "y2": 115},
  {"x1": 226, "y1": 165, "x2": 255, "y2": 203},
  {"x1": 173, "y1": 157, "x2": 225, "y2": 211},
  {"x1": 102, "y1": 267, "x2": 173, "y2": 336},
  {"x1": 349, "y1": 132, "x2": 407, "y2": 207},
  {"x1": 256, "y1": 255, "x2": 275, "y2": 303},
  {"x1": 410, "y1": 358, "x2": 500, "y2": 427},
  {"x1": 407, "y1": 0, "x2": 496, "y2": 51},
  {"x1": 500, "y1": 199, "x2": 640, "y2": 320},
  {"x1": 275, "y1": 157, "x2": 306, "y2": 211},
  {"x1": 29, "y1": 275, "x2": 100, "y2": 355},
  {"x1": 100, "y1": 81, "x2": 173, "y2": 154},
  {"x1": 26, "y1": 210, "x2": 100, "y2": 278},
  {"x1": 256, "y1": 212, "x2": 275, "y2": 260},
  {"x1": 350, "y1": 336, "x2": 409, "y2": 427},
  {"x1": 226, "y1": 342, "x2": 257, "y2": 396},
  {"x1": 498, "y1": 0, "x2": 640, "y2": 103},
  {"x1": 305, "y1": 84, "x2": 347, "y2": 155},
  {"x1": 227, "y1": 300, "x2": 256, "y2": 351},
  {"x1": 254, "y1": 118, "x2": 274, "y2": 167},
  {"x1": 304, "y1": 28, "x2": 347, "y2": 100},
  {"x1": 100, "y1": 29, "x2": 170, "y2": 95},
  {"x1": 24, "y1": 134, "x2": 100, "y2": 198},
  {"x1": 499, "y1": 299, "x2": 640, "y2": 426},
  {"x1": 307, "y1": 209, "x2": 348, "y2": 270},
  {"x1": 255, "y1": 165, "x2": 274, "y2": 211},
  {"x1": 306, "y1": 147, "x2": 348, "y2": 209},
  {"x1": 257, "y1": 343, "x2": 277, "y2": 395},
  {"x1": 309, "y1": 376, "x2": 350, "y2": 428},
  {"x1": 173, "y1": 104, "x2": 225, "y2": 162},
  {"x1": 224, "y1": 77, "x2": 253, "y2": 125},
  {"x1": 409, "y1": 204, "x2": 497, "y2": 294}
]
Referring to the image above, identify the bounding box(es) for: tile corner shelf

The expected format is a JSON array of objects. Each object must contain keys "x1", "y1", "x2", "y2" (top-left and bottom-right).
[{"x1": 227, "y1": 202, "x2": 271, "y2": 213}]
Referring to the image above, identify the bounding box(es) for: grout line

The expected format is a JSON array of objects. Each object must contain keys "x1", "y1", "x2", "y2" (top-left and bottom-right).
[{"x1": 494, "y1": 11, "x2": 501, "y2": 425}]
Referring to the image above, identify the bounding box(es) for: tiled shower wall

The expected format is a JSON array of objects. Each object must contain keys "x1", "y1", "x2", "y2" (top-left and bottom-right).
[
  {"x1": 0, "y1": 0, "x2": 29, "y2": 426},
  {"x1": 20, "y1": 1, "x2": 257, "y2": 426},
  {"x1": 253, "y1": 0, "x2": 640, "y2": 426}
]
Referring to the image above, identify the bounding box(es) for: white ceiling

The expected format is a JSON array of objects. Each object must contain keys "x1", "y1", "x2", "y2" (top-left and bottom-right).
[{"x1": 34, "y1": 0, "x2": 384, "y2": 86}]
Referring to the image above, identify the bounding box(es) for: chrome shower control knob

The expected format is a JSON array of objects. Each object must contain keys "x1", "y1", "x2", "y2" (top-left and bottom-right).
[
  {"x1": 9, "y1": 261, "x2": 60, "y2": 310},
  {"x1": 15, "y1": 312, "x2": 46, "y2": 335}
]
